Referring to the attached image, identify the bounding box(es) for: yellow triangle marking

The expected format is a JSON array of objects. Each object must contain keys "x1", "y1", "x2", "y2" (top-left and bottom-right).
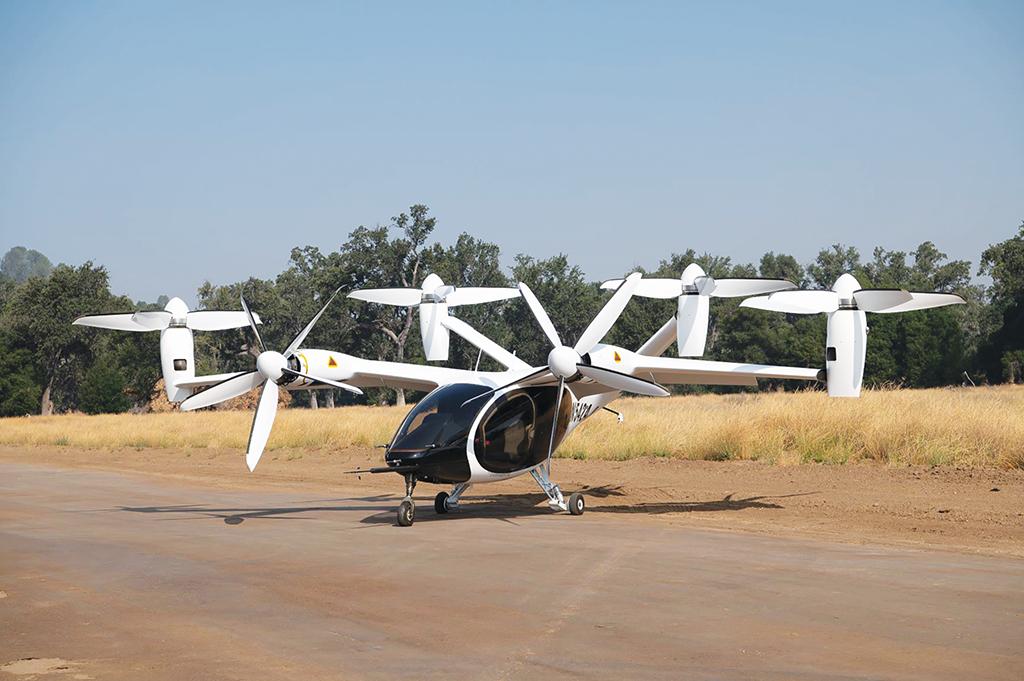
[
  {"x1": 327, "y1": 356, "x2": 338, "y2": 368},
  {"x1": 613, "y1": 351, "x2": 622, "y2": 363}
]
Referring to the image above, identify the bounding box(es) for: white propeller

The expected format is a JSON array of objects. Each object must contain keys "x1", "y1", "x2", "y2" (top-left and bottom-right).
[
  {"x1": 74, "y1": 297, "x2": 260, "y2": 333},
  {"x1": 740, "y1": 273, "x2": 965, "y2": 397},
  {"x1": 601, "y1": 263, "x2": 796, "y2": 356},
  {"x1": 180, "y1": 289, "x2": 362, "y2": 472},
  {"x1": 505, "y1": 272, "x2": 669, "y2": 398},
  {"x1": 349, "y1": 273, "x2": 520, "y2": 361},
  {"x1": 509, "y1": 272, "x2": 668, "y2": 472}
]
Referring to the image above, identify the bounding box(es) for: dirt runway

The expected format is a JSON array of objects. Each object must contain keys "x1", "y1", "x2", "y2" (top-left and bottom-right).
[{"x1": 2, "y1": 460, "x2": 1023, "y2": 680}]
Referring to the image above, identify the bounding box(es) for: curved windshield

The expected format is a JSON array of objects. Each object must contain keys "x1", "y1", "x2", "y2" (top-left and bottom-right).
[{"x1": 390, "y1": 383, "x2": 492, "y2": 452}]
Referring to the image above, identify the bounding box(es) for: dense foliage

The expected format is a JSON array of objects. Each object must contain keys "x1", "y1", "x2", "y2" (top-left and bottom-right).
[{"x1": 1, "y1": 208, "x2": 1021, "y2": 414}]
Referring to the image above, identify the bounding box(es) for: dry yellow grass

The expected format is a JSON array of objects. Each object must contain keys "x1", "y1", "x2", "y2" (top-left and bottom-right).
[{"x1": 1, "y1": 386, "x2": 1021, "y2": 468}]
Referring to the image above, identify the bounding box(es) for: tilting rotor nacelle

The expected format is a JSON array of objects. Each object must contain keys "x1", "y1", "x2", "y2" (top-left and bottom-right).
[
  {"x1": 602, "y1": 264, "x2": 797, "y2": 357},
  {"x1": 349, "y1": 273, "x2": 520, "y2": 362},
  {"x1": 741, "y1": 274, "x2": 966, "y2": 397},
  {"x1": 73, "y1": 297, "x2": 259, "y2": 402}
]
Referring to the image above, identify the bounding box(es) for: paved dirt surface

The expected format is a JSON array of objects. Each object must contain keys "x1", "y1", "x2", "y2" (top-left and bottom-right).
[
  {"x1": 2, "y1": 457, "x2": 1023, "y2": 680},
  {"x1": 2, "y1": 445, "x2": 1023, "y2": 556}
]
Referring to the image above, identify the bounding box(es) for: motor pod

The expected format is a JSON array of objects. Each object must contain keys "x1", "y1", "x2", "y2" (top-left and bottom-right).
[
  {"x1": 419, "y1": 300, "x2": 450, "y2": 362},
  {"x1": 159, "y1": 326, "x2": 196, "y2": 402},
  {"x1": 677, "y1": 293, "x2": 710, "y2": 357},
  {"x1": 825, "y1": 309, "x2": 867, "y2": 398}
]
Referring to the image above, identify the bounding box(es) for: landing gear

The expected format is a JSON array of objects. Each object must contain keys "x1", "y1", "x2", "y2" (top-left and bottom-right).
[
  {"x1": 397, "y1": 473, "x2": 417, "y2": 527},
  {"x1": 435, "y1": 483, "x2": 471, "y2": 514},
  {"x1": 531, "y1": 466, "x2": 584, "y2": 515},
  {"x1": 398, "y1": 499, "x2": 415, "y2": 526}
]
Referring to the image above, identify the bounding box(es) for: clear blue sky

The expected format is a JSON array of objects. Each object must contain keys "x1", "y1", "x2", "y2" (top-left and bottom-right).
[{"x1": 1, "y1": 1, "x2": 1021, "y2": 303}]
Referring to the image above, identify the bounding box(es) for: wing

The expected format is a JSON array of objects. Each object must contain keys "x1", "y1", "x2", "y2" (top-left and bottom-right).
[
  {"x1": 629, "y1": 355, "x2": 821, "y2": 386},
  {"x1": 341, "y1": 357, "x2": 505, "y2": 393}
]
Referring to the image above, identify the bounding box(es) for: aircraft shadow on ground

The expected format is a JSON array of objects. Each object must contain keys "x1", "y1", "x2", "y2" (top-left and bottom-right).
[
  {"x1": 114, "y1": 489, "x2": 817, "y2": 526},
  {"x1": 116, "y1": 495, "x2": 396, "y2": 525},
  {"x1": 356, "y1": 488, "x2": 819, "y2": 526}
]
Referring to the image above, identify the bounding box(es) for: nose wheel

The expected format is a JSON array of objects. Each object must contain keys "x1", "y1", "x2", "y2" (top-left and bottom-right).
[
  {"x1": 397, "y1": 499, "x2": 415, "y2": 526},
  {"x1": 397, "y1": 473, "x2": 417, "y2": 527}
]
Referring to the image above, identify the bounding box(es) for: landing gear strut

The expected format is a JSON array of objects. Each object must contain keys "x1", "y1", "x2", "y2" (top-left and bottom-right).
[
  {"x1": 531, "y1": 466, "x2": 584, "y2": 515},
  {"x1": 397, "y1": 474, "x2": 417, "y2": 527},
  {"x1": 435, "y1": 483, "x2": 471, "y2": 514}
]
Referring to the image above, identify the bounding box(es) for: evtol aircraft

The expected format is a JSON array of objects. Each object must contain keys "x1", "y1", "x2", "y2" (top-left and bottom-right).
[{"x1": 75, "y1": 267, "x2": 964, "y2": 525}]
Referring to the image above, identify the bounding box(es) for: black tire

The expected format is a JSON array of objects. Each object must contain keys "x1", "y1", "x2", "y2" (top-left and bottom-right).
[
  {"x1": 397, "y1": 499, "x2": 415, "y2": 526},
  {"x1": 434, "y1": 491, "x2": 450, "y2": 514},
  {"x1": 568, "y1": 492, "x2": 585, "y2": 516}
]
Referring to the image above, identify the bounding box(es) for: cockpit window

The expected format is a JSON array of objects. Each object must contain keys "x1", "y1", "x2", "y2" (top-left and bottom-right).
[
  {"x1": 390, "y1": 383, "x2": 491, "y2": 452},
  {"x1": 474, "y1": 385, "x2": 573, "y2": 474}
]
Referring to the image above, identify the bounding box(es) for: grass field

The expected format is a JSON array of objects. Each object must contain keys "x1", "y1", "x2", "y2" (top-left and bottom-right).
[{"x1": 1, "y1": 386, "x2": 1021, "y2": 468}]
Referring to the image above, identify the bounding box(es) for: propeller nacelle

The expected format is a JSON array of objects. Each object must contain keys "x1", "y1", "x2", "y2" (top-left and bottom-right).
[
  {"x1": 350, "y1": 274, "x2": 520, "y2": 362},
  {"x1": 179, "y1": 289, "x2": 363, "y2": 472},
  {"x1": 602, "y1": 264, "x2": 797, "y2": 357},
  {"x1": 740, "y1": 273, "x2": 966, "y2": 397},
  {"x1": 73, "y1": 296, "x2": 261, "y2": 402}
]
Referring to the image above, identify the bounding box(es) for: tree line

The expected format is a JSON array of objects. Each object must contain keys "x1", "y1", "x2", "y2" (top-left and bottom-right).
[{"x1": 1, "y1": 206, "x2": 1022, "y2": 416}]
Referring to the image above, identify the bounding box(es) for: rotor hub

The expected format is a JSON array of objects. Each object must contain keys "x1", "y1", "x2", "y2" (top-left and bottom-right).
[
  {"x1": 547, "y1": 345, "x2": 580, "y2": 379},
  {"x1": 256, "y1": 350, "x2": 288, "y2": 383}
]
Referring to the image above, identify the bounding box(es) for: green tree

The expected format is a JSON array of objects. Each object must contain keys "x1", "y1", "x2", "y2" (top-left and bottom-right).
[
  {"x1": 1, "y1": 262, "x2": 125, "y2": 414},
  {"x1": 977, "y1": 222, "x2": 1024, "y2": 382},
  {"x1": 78, "y1": 358, "x2": 131, "y2": 414},
  {"x1": 759, "y1": 252, "x2": 805, "y2": 285},
  {"x1": 0, "y1": 246, "x2": 53, "y2": 283},
  {"x1": 807, "y1": 244, "x2": 861, "y2": 289},
  {"x1": 0, "y1": 330, "x2": 42, "y2": 416}
]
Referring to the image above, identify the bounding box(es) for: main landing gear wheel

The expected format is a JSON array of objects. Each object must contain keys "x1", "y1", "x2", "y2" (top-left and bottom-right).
[
  {"x1": 397, "y1": 499, "x2": 415, "y2": 527},
  {"x1": 568, "y1": 492, "x2": 585, "y2": 516},
  {"x1": 434, "y1": 492, "x2": 450, "y2": 514}
]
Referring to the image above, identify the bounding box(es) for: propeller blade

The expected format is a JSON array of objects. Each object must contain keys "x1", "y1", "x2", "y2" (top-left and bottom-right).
[
  {"x1": 701, "y1": 278, "x2": 797, "y2": 298},
  {"x1": 284, "y1": 288, "x2": 342, "y2": 356},
  {"x1": 73, "y1": 313, "x2": 150, "y2": 332},
  {"x1": 348, "y1": 288, "x2": 422, "y2": 306},
  {"x1": 131, "y1": 311, "x2": 172, "y2": 330},
  {"x1": 602, "y1": 278, "x2": 684, "y2": 299},
  {"x1": 574, "y1": 272, "x2": 641, "y2": 354},
  {"x1": 740, "y1": 290, "x2": 840, "y2": 314},
  {"x1": 444, "y1": 287, "x2": 521, "y2": 306},
  {"x1": 239, "y1": 296, "x2": 266, "y2": 352},
  {"x1": 545, "y1": 377, "x2": 566, "y2": 475},
  {"x1": 186, "y1": 310, "x2": 261, "y2": 331},
  {"x1": 179, "y1": 371, "x2": 265, "y2": 411},
  {"x1": 246, "y1": 380, "x2": 279, "y2": 472},
  {"x1": 576, "y1": 364, "x2": 670, "y2": 397},
  {"x1": 518, "y1": 282, "x2": 562, "y2": 348},
  {"x1": 850, "y1": 289, "x2": 913, "y2": 312},
  {"x1": 281, "y1": 368, "x2": 363, "y2": 395},
  {"x1": 859, "y1": 290, "x2": 966, "y2": 313}
]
